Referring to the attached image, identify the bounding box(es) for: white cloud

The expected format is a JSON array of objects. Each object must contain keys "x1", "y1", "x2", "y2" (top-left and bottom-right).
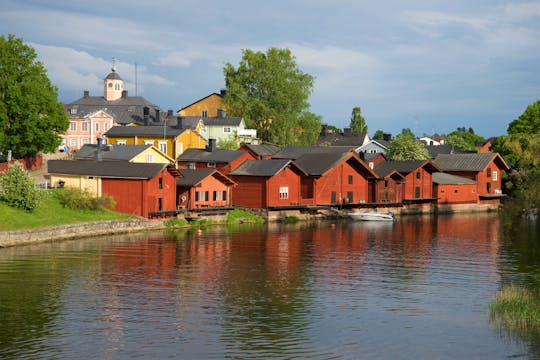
[{"x1": 504, "y1": 2, "x2": 540, "y2": 19}]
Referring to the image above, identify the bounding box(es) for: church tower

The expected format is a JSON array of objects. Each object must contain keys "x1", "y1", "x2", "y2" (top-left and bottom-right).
[{"x1": 104, "y1": 59, "x2": 124, "y2": 101}]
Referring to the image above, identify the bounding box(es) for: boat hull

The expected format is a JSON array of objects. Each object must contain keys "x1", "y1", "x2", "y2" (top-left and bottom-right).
[{"x1": 349, "y1": 212, "x2": 396, "y2": 221}]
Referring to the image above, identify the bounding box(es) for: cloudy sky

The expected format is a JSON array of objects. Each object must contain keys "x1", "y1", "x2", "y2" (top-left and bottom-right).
[{"x1": 1, "y1": 0, "x2": 539, "y2": 137}]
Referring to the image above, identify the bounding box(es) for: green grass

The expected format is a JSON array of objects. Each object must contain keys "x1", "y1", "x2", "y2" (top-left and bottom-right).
[
  {"x1": 226, "y1": 209, "x2": 263, "y2": 224},
  {"x1": 0, "y1": 189, "x2": 133, "y2": 231},
  {"x1": 489, "y1": 284, "x2": 540, "y2": 333}
]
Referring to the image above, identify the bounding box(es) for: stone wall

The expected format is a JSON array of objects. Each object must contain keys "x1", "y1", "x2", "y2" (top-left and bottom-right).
[{"x1": 0, "y1": 219, "x2": 166, "y2": 248}]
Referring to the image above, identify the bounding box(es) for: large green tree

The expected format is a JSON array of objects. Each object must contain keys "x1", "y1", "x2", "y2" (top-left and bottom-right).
[
  {"x1": 349, "y1": 106, "x2": 368, "y2": 134},
  {"x1": 222, "y1": 47, "x2": 320, "y2": 146},
  {"x1": 446, "y1": 127, "x2": 484, "y2": 151},
  {"x1": 507, "y1": 100, "x2": 540, "y2": 135},
  {"x1": 386, "y1": 129, "x2": 430, "y2": 161},
  {"x1": 0, "y1": 34, "x2": 68, "y2": 158}
]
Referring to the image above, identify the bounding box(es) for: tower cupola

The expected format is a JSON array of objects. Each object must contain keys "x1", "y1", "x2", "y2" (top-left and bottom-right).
[{"x1": 104, "y1": 58, "x2": 124, "y2": 101}]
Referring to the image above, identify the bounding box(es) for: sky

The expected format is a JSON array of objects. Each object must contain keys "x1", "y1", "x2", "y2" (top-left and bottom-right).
[{"x1": 1, "y1": 0, "x2": 539, "y2": 138}]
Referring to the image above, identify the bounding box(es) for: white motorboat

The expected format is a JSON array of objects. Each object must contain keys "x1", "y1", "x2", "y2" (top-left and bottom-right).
[{"x1": 349, "y1": 211, "x2": 396, "y2": 222}]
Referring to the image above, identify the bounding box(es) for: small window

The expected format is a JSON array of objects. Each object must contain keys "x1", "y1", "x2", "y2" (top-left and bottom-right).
[
  {"x1": 279, "y1": 186, "x2": 289, "y2": 199},
  {"x1": 384, "y1": 180, "x2": 388, "y2": 187},
  {"x1": 492, "y1": 171, "x2": 498, "y2": 181},
  {"x1": 369, "y1": 162, "x2": 374, "y2": 169},
  {"x1": 205, "y1": 191, "x2": 209, "y2": 201},
  {"x1": 158, "y1": 177, "x2": 163, "y2": 189},
  {"x1": 195, "y1": 192, "x2": 200, "y2": 201},
  {"x1": 441, "y1": 189, "x2": 445, "y2": 193},
  {"x1": 348, "y1": 175, "x2": 353, "y2": 185},
  {"x1": 70, "y1": 138, "x2": 77, "y2": 146},
  {"x1": 82, "y1": 122, "x2": 88, "y2": 132},
  {"x1": 82, "y1": 138, "x2": 89, "y2": 144},
  {"x1": 207, "y1": 161, "x2": 216, "y2": 168},
  {"x1": 222, "y1": 190, "x2": 227, "y2": 201},
  {"x1": 70, "y1": 122, "x2": 77, "y2": 131},
  {"x1": 454, "y1": 189, "x2": 458, "y2": 193},
  {"x1": 158, "y1": 141, "x2": 167, "y2": 154},
  {"x1": 416, "y1": 172, "x2": 421, "y2": 179},
  {"x1": 103, "y1": 123, "x2": 108, "y2": 131},
  {"x1": 487, "y1": 167, "x2": 492, "y2": 177},
  {"x1": 202, "y1": 111, "x2": 208, "y2": 117},
  {"x1": 95, "y1": 123, "x2": 99, "y2": 132},
  {"x1": 144, "y1": 140, "x2": 154, "y2": 146},
  {"x1": 223, "y1": 127, "x2": 231, "y2": 133},
  {"x1": 487, "y1": 182, "x2": 492, "y2": 194},
  {"x1": 187, "y1": 162, "x2": 196, "y2": 170},
  {"x1": 146, "y1": 154, "x2": 153, "y2": 163},
  {"x1": 213, "y1": 191, "x2": 218, "y2": 201},
  {"x1": 116, "y1": 140, "x2": 127, "y2": 145},
  {"x1": 70, "y1": 108, "x2": 77, "y2": 115}
]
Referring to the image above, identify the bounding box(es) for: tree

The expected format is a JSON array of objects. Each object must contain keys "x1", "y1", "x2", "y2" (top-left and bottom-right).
[
  {"x1": 372, "y1": 130, "x2": 385, "y2": 140},
  {"x1": 0, "y1": 34, "x2": 68, "y2": 158},
  {"x1": 507, "y1": 100, "x2": 540, "y2": 135},
  {"x1": 0, "y1": 162, "x2": 43, "y2": 211},
  {"x1": 386, "y1": 129, "x2": 430, "y2": 161},
  {"x1": 222, "y1": 47, "x2": 320, "y2": 146},
  {"x1": 446, "y1": 127, "x2": 484, "y2": 151},
  {"x1": 349, "y1": 106, "x2": 368, "y2": 134}
]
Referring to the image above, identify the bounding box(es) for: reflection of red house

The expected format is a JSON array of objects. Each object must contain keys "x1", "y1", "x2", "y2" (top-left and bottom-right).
[
  {"x1": 374, "y1": 160, "x2": 441, "y2": 202},
  {"x1": 294, "y1": 151, "x2": 378, "y2": 206},
  {"x1": 433, "y1": 172, "x2": 477, "y2": 204},
  {"x1": 176, "y1": 169, "x2": 236, "y2": 209},
  {"x1": 229, "y1": 159, "x2": 307, "y2": 208},
  {"x1": 433, "y1": 153, "x2": 510, "y2": 204}
]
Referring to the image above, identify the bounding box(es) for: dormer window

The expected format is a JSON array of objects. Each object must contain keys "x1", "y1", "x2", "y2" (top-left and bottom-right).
[
  {"x1": 70, "y1": 108, "x2": 77, "y2": 115},
  {"x1": 202, "y1": 111, "x2": 208, "y2": 117}
]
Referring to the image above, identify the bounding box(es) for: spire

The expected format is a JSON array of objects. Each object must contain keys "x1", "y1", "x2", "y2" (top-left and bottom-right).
[{"x1": 112, "y1": 57, "x2": 117, "y2": 72}]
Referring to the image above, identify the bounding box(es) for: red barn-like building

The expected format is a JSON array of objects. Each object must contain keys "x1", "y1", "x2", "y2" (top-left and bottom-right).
[{"x1": 176, "y1": 169, "x2": 236, "y2": 209}]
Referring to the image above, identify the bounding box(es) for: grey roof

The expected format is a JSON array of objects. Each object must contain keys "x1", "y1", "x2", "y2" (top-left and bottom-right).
[
  {"x1": 177, "y1": 169, "x2": 235, "y2": 187},
  {"x1": 75, "y1": 144, "x2": 153, "y2": 161},
  {"x1": 105, "y1": 71, "x2": 122, "y2": 80},
  {"x1": 432, "y1": 172, "x2": 476, "y2": 185},
  {"x1": 272, "y1": 146, "x2": 353, "y2": 160},
  {"x1": 294, "y1": 152, "x2": 350, "y2": 176},
  {"x1": 65, "y1": 94, "x2": 175, "y2": 126},
  {"x1": 374, "y1": 160, "x2": 440, "y2": 178},
  {"x1": 176, "y1": 117, "x2": 203, "y2": 130},
  {"x1": 104, "y1": 125, "x2": 186, "y2": 138},
  {"x1": 359, "y1": 152, "x2": 385, "y2": 162},
  {"x1": 48, "y1": 160, "x2": 168, "y2": 179},
  {"x1": 177, "y1": 148, "x2": 247, "y2": 163},
  {"x1": 433, "y1": 153, "x2": 509, "y2": 172},
  {"x1": 229, "y1": 159, "x2": 292, "y2": 177},
  {"x1": 241, "y1": 144, "x2": 281, "y2": 157},
  {"x1": 317, "y1": 132, "x2": 368, "y2": 147},
  {"x1": 426, "y1": 144, "x2": 474, "y2": 158},
  {"x1": 203, "y1": 117, "x2": 243, "y2": 126}
]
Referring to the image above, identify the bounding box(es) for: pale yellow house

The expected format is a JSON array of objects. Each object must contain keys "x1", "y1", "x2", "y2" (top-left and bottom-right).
[{"x1": 178, "y1": 91, "x2": 227, "y2": 118}]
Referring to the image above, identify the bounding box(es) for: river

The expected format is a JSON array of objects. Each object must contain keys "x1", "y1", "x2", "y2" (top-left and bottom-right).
[{"x1": 1, "y1": 213, "x2": 539, "y2": 359}]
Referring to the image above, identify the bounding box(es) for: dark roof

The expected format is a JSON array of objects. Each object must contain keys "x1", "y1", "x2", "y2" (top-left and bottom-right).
[
  {"x1": 432, "y1": 172, "x2": 476, "y2": 185},
  {"x1": 203, "y1": 117, "x2": 243, "y2": 126},
  {"x1": 176, "y1": 169, "x2": 235, "y2": 187},
  {"x1": 317, "y1": 132, "x2": 368, "y2": 147},
  {"x1": 176, "y1": 117, "x2": 202, "y2": 130},
  {"x1": 75, "y1": 144, "x2": 153, "y2": 161},
  {"x1": 177, "y1": 148, "x2": 247, "y2": 163},
  {"x1": 359, "y1": 152, "x2": 385, "y2": 162},
  {"x1": 272, "y1": 146, "x2": 353, "y2": 160},
  {"x1": 433, "y1": 153, "x2": 510, "y2": 172},
  {"x1": 48, "y1": 160, "x2": 169, "y2": 179},
  {"x1": 178, "y1": 92, "x2": 224, "y2": 112},
  {"x1": 105, "y1": 71, "x2": 122, "y2": 80},
  {"x1": 374, "y1": 160, "x2": 440, "y2": 177},
  {"x1": 426, "y1": 144, "x2": 474, "y2": 158},
  {"x1": 294, "y1": 152, "x2": 348, "y2": 176},
  {"x1": 229, "y1": 159, "x2": 293, "y2": 177},
  {"x1": 104, "y1": 125, "x2": 186, "y2": 138},
  {"x1": 240, "y1": 144, "x2": 281, "y2": 157}
]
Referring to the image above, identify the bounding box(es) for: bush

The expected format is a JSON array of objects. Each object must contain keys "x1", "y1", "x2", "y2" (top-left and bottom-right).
[
  {"x1": 226, "y1": 209, "x2": 263, "y2": 224},
  {"x1": 0, "y1": 163, "x2": 43, "y2": 211},
  {"x1": 55, "y1": 187, "x2": 115, "y2": 210},
  {"x1": 164, "y1": 218, "x2": 188, "y2": 228}
]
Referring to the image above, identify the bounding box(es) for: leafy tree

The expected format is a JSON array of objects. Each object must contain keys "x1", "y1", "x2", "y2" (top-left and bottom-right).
[
  {"x1": 507, "y1": 100, "x2": 540, "y2": 135},
  {"x1": 349, "y1": 106, "x2": 368, "y2": 134},
  {"x1": 491, "y1": 133, "x2": 540, "y2": 171},
  {"x1": 446, "y1": 127, "x2": 484, "y2": 151},
  {"x1": 222, "y1": 47, "x2": 320, "y2": 146},
  {"x1": 372, "y1": 130, "x2": 385, "y2": 140},
  {"x1": 0, "y1": 162, "x2": 43, "y2": 211},
  {"x1": 386, "y1": 130, "x2": 430, "y2": 161},
  {"x1": 0, "y1": 34, "x2": 68, "y2": 158},
  {"x1": 327, "y1": 125, "x2": 341, "y2": 134}
]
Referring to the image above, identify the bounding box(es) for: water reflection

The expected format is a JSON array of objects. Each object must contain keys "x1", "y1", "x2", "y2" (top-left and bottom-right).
[{"x1": 0, "y1": 213, "x2": 535, "y2": 359}]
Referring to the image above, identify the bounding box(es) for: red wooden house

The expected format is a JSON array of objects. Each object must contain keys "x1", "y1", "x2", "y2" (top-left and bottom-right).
[
  {"x1": 48, "y1": 160, "x2": 180, "y2": 217},
  {"x1": 432, "y1": 172, "x2": 477, "y2": 204},
  {"x1": 177, "y1": 139, "x2": 255, "y2": 175},
  {"x1": 374, "y1": 160, "x2": 441, "y2": 203},
  {"x1": 433, "y1": 153, "x2": 510, "y2": 204},
  {"x1": 293, "y1": 151, "x2": 379, "y2": 206},
  {"x1": 370, "y1": 167, "x2": 405, "y2": 203},
  {"x1": 229, "y1": 159, "x2": 307, "y2": 208},
  {"x1": 176, "y1": 169, "x2": 236, "y2": 209}
]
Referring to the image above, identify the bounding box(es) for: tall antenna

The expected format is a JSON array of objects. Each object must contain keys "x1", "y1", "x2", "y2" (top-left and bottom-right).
[{"x1": 134, "y1": 62, "x2": 138, "y2": 96}]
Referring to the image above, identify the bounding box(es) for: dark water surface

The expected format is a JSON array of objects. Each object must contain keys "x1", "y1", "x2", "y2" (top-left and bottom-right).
[{"x1": 1, "y1": 213, "x2": 539, "y2": 359}]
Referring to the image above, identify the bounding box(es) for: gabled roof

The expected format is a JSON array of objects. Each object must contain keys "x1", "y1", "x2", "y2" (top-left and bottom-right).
[
  {"x1": 178, "y1": 92, "x2": 224, "y2": 112},
  {"x1": 229, "y1": 159, "x2": 306, "y2": 177},
  {"x1": 426, "y1": 144, "x2": 474, "y2": 158},
  {"x1": 203, "y1": 117, "x2": 243, "y2": 126},
  {"x1": 432, "y1": 172, "x2": 476, "y2": 185},
  {"x1": 272, "y1": 145, "x2": 353, "y2": 160},
  {"x1": 177, "y1": 169, "x2": 236, "y2": 187},
  {"x1": 293, "y1": 151, "x2": 377, "y2": 178},
  {"x1": 177, "y1": 148, "x2": 247, "y2": 163},
  {"x1": 104, "y1": 125, "x2": 185, "y2": 138},
  {"x1": 433, "y1": 153, "x2": 510, "y2": 172},
  {"x1": 374, "y1": 160, "x2": 441, "y2": 178},
  {"x1": 48, "y1": 160, "x2": 174, "y2": 179},
  {"x1": 359, "y1": 152, "x2": 386, "y2": 162},
  {"x1": 317, "y1": 132, "x2": 369, "y2": 147},
  {"x1": 176, "y1": 117, "x2": 203, "y2": 130},
  {"x1": 75, "y1": 144, "x2": 152, "y2": 161},
  {"x1": 240, "y1": 144, "x2": 281, "y2": 157}
]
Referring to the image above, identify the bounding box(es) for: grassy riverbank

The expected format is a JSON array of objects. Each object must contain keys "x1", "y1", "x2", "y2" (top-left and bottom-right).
[
  {"x1": 0, "y1": 189, "x2": 133, "y2": 231},
  {"x1": 489, "y1": 284, "x2": 540, "y2": 334}
]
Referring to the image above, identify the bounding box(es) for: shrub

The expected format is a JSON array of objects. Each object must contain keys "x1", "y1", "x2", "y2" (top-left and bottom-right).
[
  {"x1": 226, "y1": 209, "x2": 263, "y2": 224},
  {"x1": 0, "y1": 163, "x2": 43, "y2": 211},
  {"x1": 55, "y1": 187, "x2": 115, "y2": 210},
  {"x1": 164, "y1": 218, "x2": 188, "y2": 228}
]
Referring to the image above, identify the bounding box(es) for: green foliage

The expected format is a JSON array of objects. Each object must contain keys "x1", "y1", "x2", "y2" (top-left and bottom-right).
[
  {"x1": 223, "y1": 47, "x2": 320, "y2": 146},
  {"x1": 217, "y1": 134, "x2": 241, "y2": 150},
  {"x1": 164, "y1": 217, "x2": 188, "y2": 228},
  {"x1": 489, "y1": 284, "x2": 540, "y2": 334},
  {"x1": 500, "y1": 169, "x2": 540, "y2": 218},
  {"x1": 349, "y1": 106, "x2": 368, "y2": 134},
  {"x1": 55, "y1": 187, "x2": 115, "y2": 211},
  {"x1": 507, "y1": 100, "x2": 540, "y2": 135},
  {"x1": 386, "y1": 130, "x2": 430, "y2": 161},
  {"x1": 0, "y1": 162, "x2": 43, "y2": 211},
  {"x1": 0, "y1": 34, "x2": 69, "y2": 158},
  {"x1": 226, "y1": 209, "x2": 263, "y2": 224},
  {"x1": 372, "y1": 130, "x2": 385, "y2": 140},
  {"x1": 284, "y1": 215, "x2": 299, "y2": 223},
  {"x1": 327, "y1": 125, "x2": 341, "y2": 134},
  {"x1": 492, "y1": 133, "x2": 540, "y2": 171},
  {"x1": 446, "y1": 127, "x2": 484, "y2": 151}
]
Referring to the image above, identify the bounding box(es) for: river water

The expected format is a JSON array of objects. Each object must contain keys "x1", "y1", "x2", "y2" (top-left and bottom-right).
[{"x1": 1, "y1": 213, "x2": 539, "y2": 359}]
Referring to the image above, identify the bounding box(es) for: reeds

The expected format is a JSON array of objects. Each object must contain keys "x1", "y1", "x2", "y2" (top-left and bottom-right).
[{"x1": 489, "y1": 284, "x2": 540, "y2": 334}]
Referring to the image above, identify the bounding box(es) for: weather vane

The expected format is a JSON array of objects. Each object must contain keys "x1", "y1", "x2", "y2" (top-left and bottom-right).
[{"x1": 112, "y1": 57, "x2": 117, "y2": 72}]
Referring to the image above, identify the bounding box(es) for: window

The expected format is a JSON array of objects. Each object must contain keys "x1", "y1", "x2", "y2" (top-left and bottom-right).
[
  {"x1": 70, "y1": 122, "x2": 77, "y2": 131},
  {"x1": 158, "y1": 141, "x2": 167, "y2": 154},
  {"x1": 347, "y1": 192, "x2": 353, "y2": 203},
  {"x1": 82, "y1": 122, "x2": 88, "y2": 132},
  {"x1": 279, "y1": 186, "x2": 289, "y2": 199},
  {"x1": 223, "y1": 127, "x2": 231, "y2": 133},
  {"x1": 416, "y1": 171, "x2": 421, "y2": 179},
  {"x1": 103, "y1": 123, "x2": 108, "y2": 132},
  {"x1": 348, "y1": 175, "x2": 353, "y2": 185},
  {"x1": 158, "y1": 177, "x2": 163, "y2": 189},
  {"x1": 487, "y1": 167, "x2": 492, "y2": 177},
  {"x1": 70, "y1": 108, "x2": 77, "y2": 115},
  {"x1": 205, "y1": 191, "x2": 209, "y2": 201},
  {"x1": 213, "y1": 191, "x2": 224, "y2": 201},
  {"x1": 117, "y1": 140, "x2": 127, "y2": 145},
  {"x1": 222, "y1": 191, "x2": 227, "y2": 201},
  {"x1": 187, "y1": 162, "x2": 196, "y2": 170},
  {"x1": 82, "y1": 138, "x2": 89, "y2": 145},
  {"x1": 492, "y1": 171, "x2": 498, "y2": 181},
  {"x1": 176, "y1": 143, "x2": 183, "y2": 156},
  {"x1": 202, "y1": 111, "x2": 208, "y2": 117},
  {"x1": 114, "y1": 83, "x2": 121, "y2": 91},
  {"x1": 195, "y1": 192, "x2": 200, "y2": 201},
  {"x1": 487, "y1": 182, "x2": 492, "y2": 194},
  {"x1": 146, "y1": 154, "x2": 154, "y2": 163},
  {"x1": 70, "y1": 138, "x2": 77, "y2": 146},
  {"x1": 207, "y1": 161, "x2": 216, "y2": 168},
  {"x1": 158, "y1": 198, "x2": 162, "y2": 211},
  {"x1": 95, "y1": 123, "x2": 99, "y2": 132},
  {"x1": 213, "y1": 191, "x2": 218, "y2": 201},
  {"x1": 384, "y1": 180, "x2": 388, "y2": 187},
  {"x1": 454, "y1": 189, "x2": 458, "y2": 193},
  {"x1": 369, "y1": 162, "x2": 374, "y2": 169},
  {"x1": 415, "y1": 186, "x2": 421, "y2": 198},
  {"x1": 144, "y1": 140, "x2": 154, "y2": 146}
]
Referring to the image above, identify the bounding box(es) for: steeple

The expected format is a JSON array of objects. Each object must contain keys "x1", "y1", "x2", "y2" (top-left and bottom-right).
[{"x1": 104, "y1": 58, "x2": 124, "y2": 101}]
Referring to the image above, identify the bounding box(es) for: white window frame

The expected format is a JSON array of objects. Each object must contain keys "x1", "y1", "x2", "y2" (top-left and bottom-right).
[
  {"x1": 70, "y1": 108, "x2": 77, "y2": 115},
  {"x1": 70, "y1": 138, "x2": 78, "y2": 146},
  {"x1": 279, "y1": 186, "x2": 289, "y2": 199},
  {"x1": 103, "y1": 123, "x2": 108, "y2": 132},
  {"x1": 158, "y1": 141, "x2": 167, "y2": 154},
  {"x1": 144, "y1": 140, "x2": 154, "y2": 146},
  {"x1": 116, "y1": 140, "x2": 127, "y2": 145},
  {"x1": 70, "y1": 122, "x2": 77, "y2": 131},
  {"x1": 223, "y1": 127, "x2": 231, "y2": 133},
  {"x1": 82, "y1": 122, "x2": 88, "y2": 132},
  {"x1": 187, "y1": 162, "x2": 196, "y2": 170},
  {"x1": 146, "y1": 154, "x2": 154, "y2": 163},
  {"x1": 82, "y1": 138, "x2": 89, "y2": 145},
  {"x1": 492, "y1": 171, "x2": 498, "y2": 181},
  {"x1": 207, "y1": 161, "x2": 216, "y2": 168},
  {"x1": 95, "y1": 123, "x2": 99, "y2": 132}
]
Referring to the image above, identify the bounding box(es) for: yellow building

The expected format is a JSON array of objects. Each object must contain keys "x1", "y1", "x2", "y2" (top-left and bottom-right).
[
  {"x1": 104, "y1": 125, "x2": 207, "y2": 161},
  {"x1": 178, "y1": 91, "x2": 227, "y2": 118}
]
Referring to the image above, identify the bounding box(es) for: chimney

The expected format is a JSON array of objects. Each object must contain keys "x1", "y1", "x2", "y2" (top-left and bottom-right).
[
  {"x1": 143, "y1": 106, "x2": 149, "y2": 126},
  {"x1": 121, "y1": 90, "x2": 128, "y2": 99},
  {"x1": 83, "y1": 90, "x2": 89, "y2": 98},
  {"x1": 176, "y1": 116, "x2": 183, "y2": 129},
  {"x1": 220, "y1": 89, "x2": 227, "y2": 96},
  {"x1": 206, "y1": 138, "x2": 217, "y2": 152},
  {"x1": 383, "y1": 133, "x2": 392, "y2": 141},
  {"x1": 167, "y1": 109, "x2": 173, "y2": 117},
  {"x1": 155, "y1": 109, "x2": 160, "y2": 123},
  {"x1": 321, "y1": 124, "x2": 329, "y2": 136},
  {"x1": 95, "y1": 137, "x2": 103, "y2": 161},
  {"x1": 344, "y1": 127, "x2": 352, "y2": 136}
]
